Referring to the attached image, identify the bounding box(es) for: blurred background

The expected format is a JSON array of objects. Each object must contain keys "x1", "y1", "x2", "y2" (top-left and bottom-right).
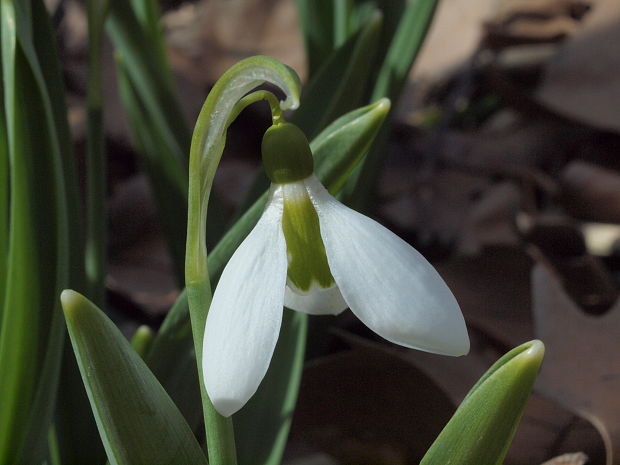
[{"x1": 49, "y1": 0, "x2": 619, "y2": 463}]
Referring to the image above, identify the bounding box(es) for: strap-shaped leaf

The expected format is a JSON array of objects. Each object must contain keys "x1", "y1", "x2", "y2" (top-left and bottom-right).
[
  {"x1": 107, "y1": 0, "x2": 188, "y2": 165},
  {"x1": 61, "y1": 290, "x2": 208, "y2": 465},
  {"x1": 292, "y1": 11, "x2": 382, "y2": 139},
  {"x1": 0, "y1": 1, "x2": 76, "y2": 462},
  {"x1": 420, "y1": 340, "x2": 545, "y2": 465},
  {"x1": 0, "y1": 46, "x2": 8, "y2": 319},
  {"x1": 107, "y1": 0, "x2": 190, "y2": 280},
  {"x1": 345, "y1": 0, "x2": 439, "y2": 210},
  {"x1": 294, "y1": 0, "x2": 338, "y2": 76},
  {"x1": 115, "y1": 54, "x2": 188, "y2": 280}
]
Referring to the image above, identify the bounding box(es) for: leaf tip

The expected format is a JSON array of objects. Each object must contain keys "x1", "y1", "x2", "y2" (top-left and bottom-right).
[
  {"x1": 522, "y1": 338, "x2": 545, "y2": 366},
  {"x1": 372, "y1": 97, "x2": 391, "y2": 115},
  {"x1": 60, "y1": 289, "x2": 89, "y2": 321}
]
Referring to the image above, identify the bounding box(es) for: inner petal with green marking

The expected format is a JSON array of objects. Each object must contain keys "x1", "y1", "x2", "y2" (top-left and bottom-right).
[{"x1": 281, "y1": 181, "x2": 335, "y2": 293}]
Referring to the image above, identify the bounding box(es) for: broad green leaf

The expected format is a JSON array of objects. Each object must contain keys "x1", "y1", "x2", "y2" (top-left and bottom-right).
[
  {"x1": 61, "y1": 290, "x2": 208, "y2": 465},
  {"x1": 0, "y1": 1, "x2": 73, "y2": 462},
  {"x1": 312, "y1": 98, "x2": 390, "y2": 195},
  {"x1": 149, "y1": 98, "x2": 390, "y2": 462},
  {"x1": 420, "y1": 340, "x2": 545, "y2": 465}
]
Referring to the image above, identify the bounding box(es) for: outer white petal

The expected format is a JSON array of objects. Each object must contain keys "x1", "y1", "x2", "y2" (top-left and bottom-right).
[
  {"x1": 284, "y1": 283, "x2": 348, "y2": 315},
  {"x1": 305, "y1": 176, "x2": 469, "y2": 356},
  {"x1": 203, "y1": 186, "x2": 288, "y2": 417}
]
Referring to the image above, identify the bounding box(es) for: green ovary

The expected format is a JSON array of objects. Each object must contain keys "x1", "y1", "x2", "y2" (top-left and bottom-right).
[{"x1": 282, "y1": 192, "x2": 335, "y2": 293}]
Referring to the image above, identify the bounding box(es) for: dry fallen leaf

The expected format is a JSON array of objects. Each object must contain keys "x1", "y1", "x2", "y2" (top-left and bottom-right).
[
  {"x1": 533, "y1": 263, "x2": 620, "y2": 464},
  {"x1": 164, "y1": 0, "x2": 304, "y2": 86},
  {"x1": 560, "y1": 161, "x2": 620, "y2": 224},
  {"x1": 536, "y1": 0, "x2": 620, "y2": 131},
  {"x1": 288, "y1": 347, "x2": 454, "y2": 465},
  {"x1": 541, "y1": 452, "x2": 589, "y2": 465},
  {"x1": 485, "y1": 0, "x2": 592, "y2": 45}
]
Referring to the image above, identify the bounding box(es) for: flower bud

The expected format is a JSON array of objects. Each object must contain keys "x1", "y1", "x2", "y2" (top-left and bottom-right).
[{"x1": 262, "y1": 123, "x2": 314, "y2": 184}]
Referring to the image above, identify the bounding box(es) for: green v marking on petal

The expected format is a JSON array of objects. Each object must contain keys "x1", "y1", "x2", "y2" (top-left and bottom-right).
[{"x1": 282, "y1": 189, "x2": 334, "y2": 292}]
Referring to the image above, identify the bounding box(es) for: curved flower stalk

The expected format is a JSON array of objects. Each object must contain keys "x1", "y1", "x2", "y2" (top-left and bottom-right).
[
  {"x1": 185, "y1": 56, "x2": 301, "y2": 465},
  {"x1": 203, "y1": 122, "x2": 470, "y2": 417}
]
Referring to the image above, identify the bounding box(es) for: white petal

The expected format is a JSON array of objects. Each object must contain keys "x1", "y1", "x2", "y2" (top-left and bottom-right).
[
  {"x1": 203, "y1": 186, "x2": 288, "y2": 417},
  {"x1": 284, "y1": 283, "x2": 348, "y2": 315},
  {"x1": 305, "y1": 176, "x2": 469, "y2": 356}
]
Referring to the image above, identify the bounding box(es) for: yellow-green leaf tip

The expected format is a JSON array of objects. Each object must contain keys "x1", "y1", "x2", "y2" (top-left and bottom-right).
[
  {"x1": 523, "y1": 339, "x2": 545, "y2": 363},
  {"x1": 133, "y1": 325, "x2": 153, "y2": 340},
  {"x1": 60, "y1": 289, "x2": 88, "y2": 318},
  {"x1": 373, "y1": 97, "x2": 391, "y2": 114}
]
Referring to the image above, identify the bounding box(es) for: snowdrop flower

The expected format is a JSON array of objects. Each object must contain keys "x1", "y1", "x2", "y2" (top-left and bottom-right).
[{"x1": 203, "y1": 122, "x2": 469, "y2": 417}]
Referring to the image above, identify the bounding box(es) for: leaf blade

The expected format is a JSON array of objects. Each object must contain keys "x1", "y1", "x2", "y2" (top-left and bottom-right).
[
  {"x1": 62, "y1": 290, "x2": 208, "y2": 465},
  {"x1": 420, "y1": 340, "x2": 545, "y2": 465}
]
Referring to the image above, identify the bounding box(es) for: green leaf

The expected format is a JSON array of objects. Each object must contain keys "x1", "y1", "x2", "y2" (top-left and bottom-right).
[
  {"x1": 345, "y1": 0, "x2": 439, "y2": 211},
  {"x1": 370, "y1": 0, "x2": 438, "y2": 103},
  {"x1": 294, "y1": 0, "x2": 338, "y2": 76},
  {"x1": 56, "y1": 339, "x2": 107, "y2": 465},
  {"x1": 107, "y1": 0, "x2": 189, "y2": 277},
  {"x1": 0, "y1": 52, "x2": 8, "y2": 320},
  {"x1": 0, "y1": 1, "x2": 74, "y2": 462},
  {"x1": 145, "y1": 290, "x2": 203, "y2": 432},
  {"x1": 61, "y1": 290, "x2": 208, "y2": 465},
  {"x1": 292, "y1": 11, "x2": 382, "y2": 140},
  {"x1": 128, "y1": 0, "x2": 170, "y2": 85},
  {"x1": 84, "y1": 0, "x2": 108, "y2": 307},
  {"x1": 333, "y1": 0, "x2": 354, "y2": 47},
  {"x1": 107, "y1": 0, "x2": 189, "y2": 164},
  {"x1": 420, "y1": 340, "x2": 545, "y2": 465},
  {"x1": 115, "y1": 54, "x2": 188, "y2": 280},
  {"x1": 312, "y1": 98, "x2": 390, "y2": 195},
  {"x1": 130, "y1": 325, "x2": 155, "y2": 358}
]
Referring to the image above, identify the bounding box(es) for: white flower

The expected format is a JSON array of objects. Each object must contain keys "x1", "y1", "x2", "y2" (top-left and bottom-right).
[{"x1": 203, "y1": 123, "x2": 469, "y2": 417}]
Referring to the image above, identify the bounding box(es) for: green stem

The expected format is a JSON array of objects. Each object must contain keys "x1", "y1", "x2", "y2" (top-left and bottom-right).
[
  {"x1": 228, "y1": 90, "x2": 283, "y2": 126},
  {"x1": 187, "y1": 282, "x2": 237, "y2": 465},
  {"x1": 85, "y1": 0, "x2": 108, "y2": 307},
  {"x1": 185, "y1": 90, "x2": 285, "y2": 465},
  {"x1": 185, "y1": 57, "x2": 300, "y2": 465}
]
